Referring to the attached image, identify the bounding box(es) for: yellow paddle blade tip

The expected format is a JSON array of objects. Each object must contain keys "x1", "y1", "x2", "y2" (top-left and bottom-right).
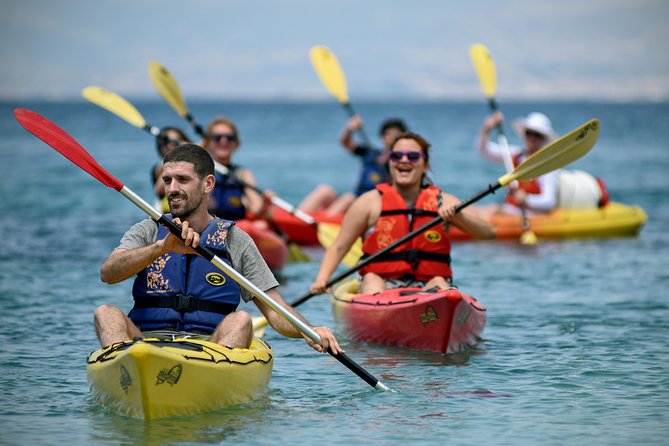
[
  {"x1": 520, "y1": 230, "x2": 539, "y2": 245},
  {"x1": 469, "y1": 43, "x2": 496, "y2": 98},
  {"x1": 309, "y1": 45, "x2": 349, "y2": 103}
]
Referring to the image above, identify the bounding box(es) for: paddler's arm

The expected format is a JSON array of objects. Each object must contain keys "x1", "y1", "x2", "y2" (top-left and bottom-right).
[
  {"x1": 100, "y1": 219, "x2": 200, "y2": 284},
  {"x1": 339, "y1": 115, "x2": 364, "y2": 151},
  {"x1": 310, "y1": 191, "x2": 376, "y2": 294},
  {"x1": 440, "y1": 193, "x2": 496, "y2": 240},
  {"x1": 254, "y1": 289, "x2": 343, "y2": 354}
]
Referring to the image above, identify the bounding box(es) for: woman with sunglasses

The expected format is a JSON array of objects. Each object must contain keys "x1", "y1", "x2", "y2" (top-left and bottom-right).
[
  {"x1": 477, "y1": 111, "x2": 560, "y2": 215},
  {"x1": 153, "y1": 127, "x2": 191, "y2": 211},
  {"x1": 310, "y1": 132, "x2": 495, "y2": 295},
  {"x1": 202, "y1": 116, "x2": 272, "y2": 221}
]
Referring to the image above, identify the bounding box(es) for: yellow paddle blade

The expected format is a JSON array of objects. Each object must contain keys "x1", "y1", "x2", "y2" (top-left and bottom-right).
[
  {"x1": 499, "y1": 119, "x2": 600, "y2": 187},
  {"x1": 317, "y1": 223, "x2": 362, "y2": 267},
  {"x1": 309, "y1": 45, "x2": 349, "y2": 104},
  {"x1": 251, "y1": 316, "x2": 267, "y2": 337},
  {"x1": 469, "y1": 43, "x2": 497, "y2": 98},
  {"x1": 82, "y1": 86, "x2": 147, "y2": 129},
  {"x1": 148, "y1": 60, "x2": 189, "y2": 117},
  {"x1": 287, "y1": 242, "x2": 311, "y2": 263}
]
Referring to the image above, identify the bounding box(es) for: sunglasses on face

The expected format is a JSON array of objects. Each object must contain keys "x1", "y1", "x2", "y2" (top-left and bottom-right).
[
  {"x1": 210, "y1": 133, "x2": 238, "y2": 143},
  {"x1": 159, "y1": 136, "x2": 183, "y2": 148},
  {"x1": 389, "y1": 151, "x2": 423, "y2": 163},
  {"x1": 525, "y1": 130, "x2": 546, "y2": 140}
]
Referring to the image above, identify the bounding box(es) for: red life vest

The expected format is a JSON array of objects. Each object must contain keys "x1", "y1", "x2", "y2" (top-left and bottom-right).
[
  {"x1": 505, "y1": 153, "x2": 542, "y2": 207},
  {"x1": 359, "y1": 183, "x2": 452, "y2": 282}
]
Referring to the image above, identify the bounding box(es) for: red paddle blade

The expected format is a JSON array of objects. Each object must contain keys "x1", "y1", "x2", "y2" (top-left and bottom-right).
[{"x1": 14, "y1": 108, "x2": 124, "y2": 191}]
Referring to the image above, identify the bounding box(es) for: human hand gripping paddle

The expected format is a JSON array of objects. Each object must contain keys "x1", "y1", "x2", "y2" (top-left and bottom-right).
[
  {"x1": 264, "y1": 119, "x2": 601, "y2": 315},
  {"x1": 470, "y1": 43, "x2": 538, "y2": 245},
  {"x1": 14, "y1": 108, "x2": 392, "y2": 392},
  {"x1": 309, "y1": 45, "x2": 373, "y2": 148},
  {"x1": 82, "y1": 85, "x2": 311, "y2": 263}
]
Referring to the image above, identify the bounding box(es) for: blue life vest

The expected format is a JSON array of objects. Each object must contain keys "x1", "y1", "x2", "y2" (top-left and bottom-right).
[
  {"x1": 129, "y1": 218, "x2": 242, "y2": 333},
  {"x1": 209, "y1": 166, "x2": 246, "y2": 220},
  {"x1": 354, "y1": 146, "x2": 388, "y2": 196}
]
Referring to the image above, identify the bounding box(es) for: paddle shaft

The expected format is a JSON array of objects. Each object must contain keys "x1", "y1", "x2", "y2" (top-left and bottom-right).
[
  {"x1": 288, "y1": 181, "x2": 503, "y2": 308},
  {"x1": 212, "y1": 161, "x2": 316, "y2": 226},
  {"x1": 486, "y1": 98, "x2": 533, "y2": 232},
  {"x1": 342, "y1": 103, "x2": 373, "y2": 148}
]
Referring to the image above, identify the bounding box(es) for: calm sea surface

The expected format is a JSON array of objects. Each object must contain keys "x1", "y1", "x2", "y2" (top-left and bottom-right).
[{"x1": 0, "y1": 100, "x2": 668, "y2": 445}]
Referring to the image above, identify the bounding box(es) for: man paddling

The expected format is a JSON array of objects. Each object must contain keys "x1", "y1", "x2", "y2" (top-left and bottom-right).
[{"x1": 96, "y1": 143, "x2": 342, "y2": 354}]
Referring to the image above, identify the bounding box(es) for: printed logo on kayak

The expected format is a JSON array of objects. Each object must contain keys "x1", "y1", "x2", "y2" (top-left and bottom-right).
[
  {"x1": 120, "y1": 364, "x2": 132, "y2": 394},
  {"x1": 206, "y1": 272, "x2": 226, "y2": 286},
  {"x1": 456, "y1": 307, "x2": 471, "y2": 325},
  {"x1": 156, "y1": 363, "x2": 182, "y2": 386},
  {"x1": 420, "y1": 305, "x2": 438, "y2": 326},
  {"x1": 424, "y1": 231, "x2": 442, "y2": 243}
]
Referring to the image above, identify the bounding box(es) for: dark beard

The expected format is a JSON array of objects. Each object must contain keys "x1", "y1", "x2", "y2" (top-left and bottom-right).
[{"x1": 169, "y1": 189, "x2": 203, "y2": 219}]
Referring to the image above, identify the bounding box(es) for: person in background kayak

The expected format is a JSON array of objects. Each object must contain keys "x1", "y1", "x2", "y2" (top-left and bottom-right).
[
  {"x1": 296, "y1": 117, "x2": 409, "y2": 215},
  {"x1": 477, "y1": 111, "x2": 559, "y2": 215},
  {"x1": 96, "y1": 143, "x2": 342, "y2": 354},
  {"x1": 152, "y1": 127, "x2": 191, "y2": 209},
  {"x1": 310, "y1": 132, "x2": 495, "y2": 295},
  {"x1": 202, "y1": 116, "x2": 273, "y2": 221}
]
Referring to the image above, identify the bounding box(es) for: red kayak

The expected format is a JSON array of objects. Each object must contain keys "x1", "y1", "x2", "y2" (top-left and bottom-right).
[
  {"x1": 267, "y1": 206, "x2": 343, "y2": 245},
  {"x1": 235, "y1": 219, "x2": 287, "y2": 274},
  {"x1": 331, "y1": 279, "x2": 486, "y2": 354}
]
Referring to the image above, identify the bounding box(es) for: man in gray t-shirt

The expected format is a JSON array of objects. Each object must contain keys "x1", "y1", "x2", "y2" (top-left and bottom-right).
[
  {"x1": 95, "y1": 143, "x2": 342, "y2": 355},
  {"x1": 117, "y1": 219, "x2": 277, "y2": 304}
]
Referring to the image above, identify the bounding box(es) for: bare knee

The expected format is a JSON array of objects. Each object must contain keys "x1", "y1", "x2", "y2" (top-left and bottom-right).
[
  {"x1": 94, "y1": 304, "x2": 123, "y2": 322},
  {"x1": 225, "y1": 311, "x2": 252, "y2": 330},
  {"x1": 361, "y1": 273, "x2": 386, "y2": 294}
]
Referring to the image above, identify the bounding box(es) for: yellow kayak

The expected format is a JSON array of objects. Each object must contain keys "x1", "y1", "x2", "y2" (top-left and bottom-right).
[
  {"x1": 450, "y1": 202, "x2": 647, "y2": 240},
  {"x1": 87, "y1": 337, "x2": 273, "y2": 419}
]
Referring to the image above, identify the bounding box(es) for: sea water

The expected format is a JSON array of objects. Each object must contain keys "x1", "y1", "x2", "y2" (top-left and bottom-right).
[{"x1": 0, "y1": 100, "x2": 667, "y2": 445}]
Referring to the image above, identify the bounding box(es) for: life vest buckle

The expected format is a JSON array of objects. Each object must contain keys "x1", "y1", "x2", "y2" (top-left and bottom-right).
[{"x1": 175, "y1": 294, "x2": 196, "y2": 311}]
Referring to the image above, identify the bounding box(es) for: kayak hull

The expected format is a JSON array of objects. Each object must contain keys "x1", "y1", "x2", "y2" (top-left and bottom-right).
[
  {"x1": 235, "y1": 219, "x2": 287, "y2": 273},
  {"x1": 451, "y1": 202, "x2": 647, "y2": 241},
  {"x1": 266, "y1": 206, "x2": 343, "y2": 245},
  {"x1": 331, "y1": 280, "x2": 486, "y2": 354},
  {"x1": 86, "y1": 337, "x2": 273, "y2": 420}
]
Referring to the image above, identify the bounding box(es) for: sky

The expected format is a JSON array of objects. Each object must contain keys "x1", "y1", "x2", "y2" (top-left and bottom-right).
[{"x1": 1, "y1": 0, "x2": 668, "y2": 102}]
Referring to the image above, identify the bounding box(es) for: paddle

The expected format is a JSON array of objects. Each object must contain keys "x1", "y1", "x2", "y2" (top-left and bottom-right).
[
  {"x1": 316, "y1": 223, "x2": 363, "y2": 267},
  {"x1": 470, "y1": 43, "x2": 538, "y2": 245},
  {"x1": 82, "y1": 86, "x2": 311, "y2": 262},
  {"x1": 82, "y1": 86, "x2": 161, "y2": 136},
  {"x1": 148, "y1": 60, "x2": 204, "y2": 137},
  {"x1": 271, "y1": 119, "x2": 600, "y2": 311},
  {"x1": 14, "y1": 108, "x2": 391, "y2": 392},
  {"x1": 309, "y1": 45, "x2": 373, "y2": 148}
]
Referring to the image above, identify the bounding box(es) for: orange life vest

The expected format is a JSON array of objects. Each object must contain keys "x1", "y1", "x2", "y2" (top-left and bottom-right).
[
  {"x1": 505, "y1": 153, "x2": 541, "y2": 207},
  {"x1": 359, "y1": 183, "x2": 452, "y2": 282}
]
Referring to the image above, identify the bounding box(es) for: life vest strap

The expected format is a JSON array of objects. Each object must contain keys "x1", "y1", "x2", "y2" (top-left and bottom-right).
[
  {"x1": 379, "y1": 209, "x2": 439, "y2": 217},
  {"x1": 364, "y1": 249, "x2": 451, "y2": 265},
  {"x1": 133, "y1": 294, "x2": 237, "y2": 315}
]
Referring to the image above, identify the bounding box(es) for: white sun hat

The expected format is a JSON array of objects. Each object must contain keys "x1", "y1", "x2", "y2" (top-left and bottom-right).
[{"x1": 512, "y1": 112, "x2": 557, "y2": 142}]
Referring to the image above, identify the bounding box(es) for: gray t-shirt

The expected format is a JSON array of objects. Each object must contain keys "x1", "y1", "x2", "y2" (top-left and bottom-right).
[{"x1": 116, "y1": 219, "x2": 279, "y2": 302}]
